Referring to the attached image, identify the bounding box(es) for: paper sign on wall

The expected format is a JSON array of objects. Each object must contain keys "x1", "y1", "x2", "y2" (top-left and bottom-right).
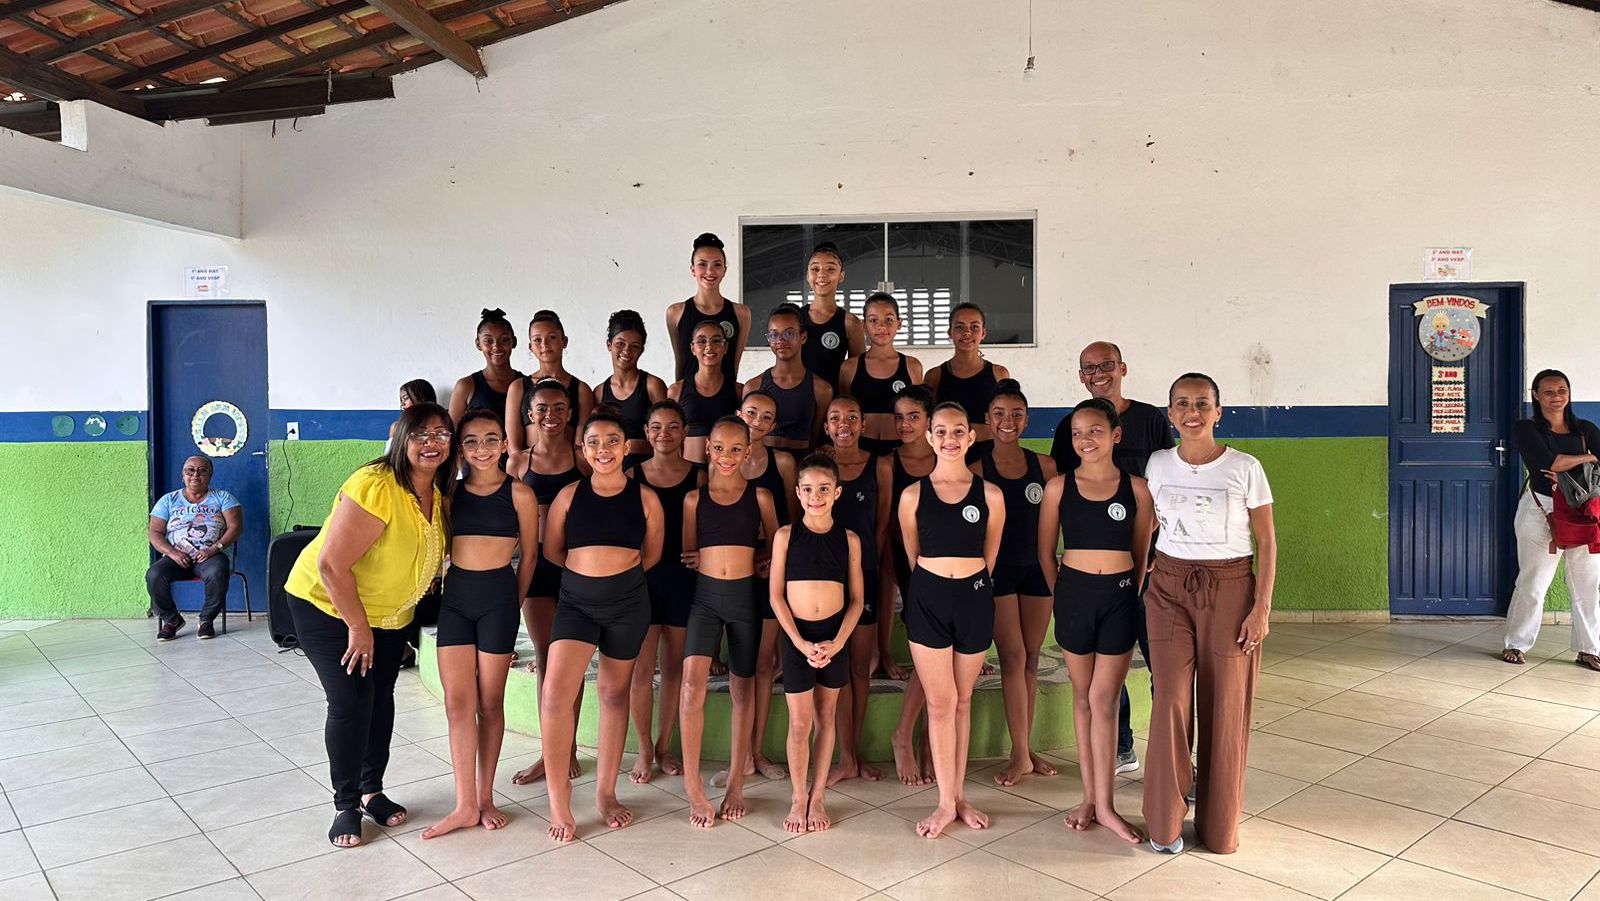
[
  {"x1": 1431, "y1": 366, "x2": 1467, "y2": 433},
  {"x1": 1424, "y1": 247, "x2": 1472, "y2": 281},
  {"x1": 184, "y1": 266, "x2": 228, "y2": 298}
]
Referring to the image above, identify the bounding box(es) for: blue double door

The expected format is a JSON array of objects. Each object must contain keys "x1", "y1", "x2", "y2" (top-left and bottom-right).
[
  {"x1": 148, "y1": 302, "x2": 269, "y2": 612},
  {"x1": 1388, "y1": 283, "x2": 1524, "y2": 615}
]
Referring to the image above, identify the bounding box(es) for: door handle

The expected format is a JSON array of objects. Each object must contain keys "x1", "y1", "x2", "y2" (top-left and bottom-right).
[
  {"x1": 251, "y1": 451, "x2": 266, "y2": 457},
  {"x1": 1493, "y1": 443, "x2": 1509, "y2": 466}
]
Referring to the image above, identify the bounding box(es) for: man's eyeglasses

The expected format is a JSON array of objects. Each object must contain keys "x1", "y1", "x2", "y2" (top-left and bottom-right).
[
  {"x1": 1079, "y1": 361, "x2": 1120, "y2": 376},
  {"x1": 408, "y1": 429, "x2": 453, "y2": 445}
]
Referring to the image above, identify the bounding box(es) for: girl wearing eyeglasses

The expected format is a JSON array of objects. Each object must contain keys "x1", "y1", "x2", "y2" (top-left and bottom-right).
[
  {"x1": 925, "y1": 302, "x2": 1011, "y2": 462},
  {"x1": 839, "y1": 292, "x2": 923, "y2": 455},
  {"x1": 745, "y1": 302, "x2": 833, "y2": 452},
  {"x1": 421, "y1": 409, "x2": 539, "y2": 840},
  {"x1": 670, "y1": 320, "x2": 741, "y2": 464}
]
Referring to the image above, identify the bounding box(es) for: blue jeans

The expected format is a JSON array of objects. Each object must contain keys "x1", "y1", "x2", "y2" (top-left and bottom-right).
[
  {"x1": 146, "y1": 553, "x2": 230, "y2": 623},
  {"x1": 1117, "y1": 594, "x2": 1151, "y2": 755}
]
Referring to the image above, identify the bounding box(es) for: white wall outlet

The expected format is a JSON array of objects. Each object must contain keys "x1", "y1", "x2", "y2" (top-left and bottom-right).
[{"x1": 286, "y1": 421, "x2": 300, "y2": 441}]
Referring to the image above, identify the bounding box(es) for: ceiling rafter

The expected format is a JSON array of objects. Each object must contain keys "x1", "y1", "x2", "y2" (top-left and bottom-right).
[{"x1": 364, "y1": 0, "x2": 482, "y2": 76}]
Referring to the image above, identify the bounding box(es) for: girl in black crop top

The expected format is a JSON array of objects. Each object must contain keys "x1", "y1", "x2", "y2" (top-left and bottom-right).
[
  {"x1": 1035, "y1": 397, "x2": 1154, "y2": 846},
  {"x1": 426, "y1": 409, "x2": 540, "y2": 840},
  {"x1": 895, "y1": 401, "x2": 1006, "y2": 839},
  {"x1": 767, "y1": 452, "x2": 866, "y2": 831},
  {"x1": 670, "y1": 320, "x2": 740, "y2": 465},
  {"x1": 600, "y1": 309, "x2": 668, "y2": 460},
  {"x1": 505, "y1": 311, "x2": 595, "y2": 453},
  {"x1": 838, "y1": 293, "x2": 924, "y2": 456},
  {"x1": 924, "y1": 303, "x2": 1012, "y2": 456},
  {"x1": 448, "y1": 308, "x2": 525, "y2": 428},
  {"x1": 668, "y1": 233, "x2": 749, "y2": 382}
]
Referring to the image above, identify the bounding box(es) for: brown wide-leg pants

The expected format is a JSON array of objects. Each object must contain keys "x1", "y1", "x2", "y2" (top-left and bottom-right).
[{"x1": 1142, "y1": 552, "x2": 1259, "y2": 854}]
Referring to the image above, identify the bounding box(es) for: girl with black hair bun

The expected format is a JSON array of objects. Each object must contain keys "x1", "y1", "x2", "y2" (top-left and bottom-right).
[
  {"x1": 448, "y1": 308, "x2": 524, "y2": 428},
  {"x1": 800, "y1": 243, "x2": 866, "y2": 392},
  {"x1": 670, "y1": 319, "x2": 741, "y2": 464},
  {"x1": 505, "y1": 310, "x2": 595, "y2": 454},
  {"x1": 924, "y1": 302, "x2": 1011, "y2": 462},
  {"x1": 838, "y1": 292, "x2": 924, "y2": 456},
  {"x1": 599, "y1": 309, "x2": 669, "y2": 464},
  {"x1": 974, "y1": 379, "x2": 1060, "y2": 787},
  {"x1": 667, "y1": 232, "x2": 750, "y2": 383}
]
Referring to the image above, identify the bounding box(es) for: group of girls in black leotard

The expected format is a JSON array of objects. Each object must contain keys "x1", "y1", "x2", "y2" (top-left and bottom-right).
[{"x1": 395, "y1": 231, "x2": 1276, "y2": 853}]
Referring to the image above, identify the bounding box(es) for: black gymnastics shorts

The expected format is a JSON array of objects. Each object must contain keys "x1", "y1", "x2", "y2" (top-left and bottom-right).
[
  {"x1": 646, "y1": 562, "x2": 695, "y2": 628},
  {"x1": 550, "y1": 567, "x2": 651, "y2": 660},
  {"x1": 1053, "y1": 567, "x2": 1139, "y2": 656},
  {"x1": 782, "y1": 609, "x2": 850, "y2": 693},
  {"x1": 684, "y1": 575, "x2": 762, "y2": 678},
  {"x1": 436, "y1": 565, "x2": 520, "y2": 655},
  {"x1": 904, "y1": 566, "x2": 995, "y2": 655},
  {"x1": 992, "y1": 562, "x2": 1050, "y2": 598},
  {"x1": 527, "y1": 544, "x2": 562, "y2": 599}
]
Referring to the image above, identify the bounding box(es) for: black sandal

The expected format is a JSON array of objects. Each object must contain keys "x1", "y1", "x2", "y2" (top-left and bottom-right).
[
  {"x1": 362, "y1": 793, "x2": 407, "y2": 827},
  {"x1": 328, "y1": 808, "x2": 363, "y2": 847},
  {"x1": 1577, "y1": 653, "x2": 1600, "y2": 672}
]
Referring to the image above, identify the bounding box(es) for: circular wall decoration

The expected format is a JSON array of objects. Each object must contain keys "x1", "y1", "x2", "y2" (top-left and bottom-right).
[
  {"x1": 50, "y1": 415, "x2": 75, "y2": 438},
  {"x1": 192, "y1": 401, "x2": 248, "y2": 457},
  {"x1": 115, "y1": 414, "x2": 140, "y2": 436},
  {"x1": 83, "y1": 415, "x2": 106, "y2": 437}
]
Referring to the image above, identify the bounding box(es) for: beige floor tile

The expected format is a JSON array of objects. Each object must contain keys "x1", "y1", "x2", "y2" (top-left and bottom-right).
[
  {"x1": 302, "y1": 742, "x2": 452, "y2": 791},
  {"x1": 209, "y1": 801, "x2": 388, "y2": 874},
  {"x1": 785, "y1": 809, "x2": 971, "y2": 890},
  {"x1": 456, "y1": 842, "x2": 654, "y2": 901},
  {"x1": 1245, "y1": 732, "x2": 1360, "y2": 783},
  {"x1": 1496, "y1": 673, "x2": 1600, "y2": 711},
  {"x1": 0, "y1": 717, "x2": 115, "y2": 760},
  {"x1": 3, "y1": 695, "x2": 95, "y2": 732},
  {"x1": 1257, "y1": 709, "x2": 1406, "y2": 755},
  {"x1": 100, "y1": 697, "x2": 232, "y2": 738},
  {"x1": 1298, "y1": 644, "x2": 1422, "y2": 673},
  {"x1": 148, "y1": 740, "x2": 297, "y2": 794},
  {"x1": 728, "y1": 776, "x2": 871, "y2": 844},
  {"x1": 392, "y1": 886, "x2": 470, "y2": 901},
  {"x1": 982, "y1": 761, "x2": 1089, "y2": 810},
  {"x1": 1402, "y1": 820, "x2": 1600, "y2": 901},
  {"x1": 0, "y1": 674, "x2": 73, "y2": 707},
  {"x1": 1419, "y1": 710, "x2": 1568, "y2": 757},
  {"x1": 1373, "y1": 733, "x2": 1532, "y2": 784},
  {"x1": 1392, "y1": 656, "x2": 1521, "y2": 689},
  {"x1": 884, "y1": 847, "x2": 1096, "y2": 901},
  {"x1": 1527, "y1": 657, "x2": 1600, "y2": 687},
  {"x1": 175, "y1": 768, "x2": 331, "y2": 831},
  {"x1": 0, "y1": 830, "x2": 39, "y2": 880},
  {"x1": 374, "y1": 772, "x2": 517, "y2": 837},
  {"x1": 671, "y1": 845, "x2": 875, "y2": 901},
  {"x1": 0, "y1": 873, "x2": 54, "y2": 901},
  {"x1": 48, "y1": 834, "x2": 239, "y2": 901},
  {"x1": 1541, "y1": 732, "x2": 1600, "y2": 772},
  {"x1": 1254, "y1": 674, "x2": 1344, "y2": 707},
  {"x1": 1240, "y1": 768, "x2": 1309, "y2": 815},
  {"x1": 121, "y1": 718, "x2": 262, "y2": 765},
  {"x1": 0, "y1": 738, "x2": 138, "y2": 791},
  {"x1": 1249, "y1": 698, "x2": 1300, "y2": 729},
  {"x1": 1308, "y1": 690, "x2": 1450, "y2": 730},
  {"x1": 9, "y1": 765, "x2": 166, "y2": 827},
  {"x1": 0, "y1": 792, "x2": 16, "y2": 833},
  {"x1": 1321, "y1": 756, "x2": 1491, "y2": 817},
  {"x1": 1262, "y1": 657, "x2": 1383, "y2": 690},
  {"x1": 1503, "y1": 759, "x2": 1600, "y2": 810},
  {"x1": 1257, "y1": 784, "x2": 1441, "y2": 855},
  {"x1": 1340, "y1": 859, "x2": 1534, "y2": 901},
  {"x1": 184, "y1": 662, "x2": 306, "y2": 697},
  {"x1": 391, "y1": 705, "x2": 452, "y2": 743},
  {"x1": 1346, "y1": 672, "x2": 1485, "y2": 709},
  {"x1": 880, "y1": 782, "x2": 1053, "y2": 847},
  {"x1": 1201, "y1": 817, "x2": 1386, "y2": 900},
  {"x1": 52, "y1": 647, "x2": 164, "y2": 678},
  {"x1": 1338, "y1": 631, "x2": 1452, "y2": 656},
  {"x1": 247, "y1": 836, "x2": 444, "y2": 901},
  {"x1": 1257, "y1": 634, "x2": 1336, "y2": 658},
  {"x1": 587, "y1": 804, "x2": 775, "y2": 883},
  {"x1": 23, "y1": 797, "x2": 198, "y2": 869},
  {"x1": 159, "y1": 878, "x2": 264, "y2": 901},
  {"x1": 394, "y1": 806, "x2": 555, "y2": 880},
  {"x1": 1271, "y1": 623, "x2": 1378, "y2": 641},
  {"x1": 79, "y1": 674, "x2": 204, "y2": 715},
  {"x1": 985, "y1": 808, "x2": 1166, "y2": 895},
  {"x1": 36, "y1": 635, "x2": 143, "y2": 661},
  {"x1": 1108, "y1": 853, "x2": 1320, "y2": 900},
  {"x1": 237, "y1": 699, "x2": 330, "y2": 740},
  {"x1": 1460, "y1": 693, "x2": 1596, "y2": 732},
  {"x1": 210, "y1": 679, "x2": 327, "y2": 716},
  {"x1": 1457, "y1": 786, "x2": 1600, "y2": 855}
]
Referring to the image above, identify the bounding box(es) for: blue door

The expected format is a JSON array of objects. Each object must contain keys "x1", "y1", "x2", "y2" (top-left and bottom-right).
[
  {"x1": 148, "y1": 302, "x2": 269, "y2": 614},
  {"x1": 1388, "y1": 283, "x2": 1524, "y2": 615}
]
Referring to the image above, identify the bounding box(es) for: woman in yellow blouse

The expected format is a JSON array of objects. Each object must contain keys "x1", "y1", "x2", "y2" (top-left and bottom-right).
[{"x1": 286, "y1": 402, "x2": 452, "y2": 848}]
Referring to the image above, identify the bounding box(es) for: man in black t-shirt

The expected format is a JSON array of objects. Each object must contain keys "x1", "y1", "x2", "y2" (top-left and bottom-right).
[{"x1": 1049, "y1": 341, "x2": 1175, "y2": 775}]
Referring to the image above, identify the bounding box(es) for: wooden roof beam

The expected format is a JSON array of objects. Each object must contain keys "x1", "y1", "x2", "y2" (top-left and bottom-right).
[
  {"x1": 0, "y1": 42, "x2": 144, "y2": 116},
  {"x1": 364, "y1": 0, "x2": 484, "y2": 77},
  {"x1": 35, "y1": 0, "x2": 227, "y2": 63},
  {"x1": 142, "y1": 74, "x2": 391, "y2": 119},
  {"x1": 105, "y1": 0, "x2": 368, "y2": 89}
]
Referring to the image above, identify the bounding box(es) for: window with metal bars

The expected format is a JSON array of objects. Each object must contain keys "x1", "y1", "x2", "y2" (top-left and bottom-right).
[{"x1": 740, "y1": 216, "x2": 1035, "y2": 348}]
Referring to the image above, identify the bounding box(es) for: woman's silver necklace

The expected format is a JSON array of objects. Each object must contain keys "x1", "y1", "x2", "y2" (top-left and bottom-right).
[{"x1": 1180, "y1": 444, "x2": 1224, "y2": 474}]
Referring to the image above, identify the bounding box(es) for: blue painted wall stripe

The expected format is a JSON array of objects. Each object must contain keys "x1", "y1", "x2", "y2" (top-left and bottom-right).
[{"x1": 0, "y1": 411, "x2": 147, "y2": 442}]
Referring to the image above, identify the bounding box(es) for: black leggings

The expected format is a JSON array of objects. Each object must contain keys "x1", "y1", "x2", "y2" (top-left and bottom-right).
[{"x1": 289, "y1": 595, "x2": 405, "y2": 811}]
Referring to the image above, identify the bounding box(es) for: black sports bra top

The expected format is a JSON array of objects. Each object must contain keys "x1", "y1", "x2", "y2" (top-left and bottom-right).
[
  {"x1": 760, "y1": 369, "x2": 816, "y2": 443},
  {"x1": 748, "y1": 446, "x2": 791, "y2": 527},
  {"x1": 519, "y1": 374, "x2": 583, "y2": 427},
  {"x1": 633, "y1": 463, "x2": 697, "y2": 567},
  {"x1": 451, "y1": 476, "x2": 518, "y2": 538},
  {"x1": 467, "y1": 370, "x2": 518, "y2": 417},
  {"x1": 564, "y1": 477, "x2": 646, "y2": 550},
  {"x1": 697, "y1": 481, "x2": 761, "y2": 549},
  {"x1": 916, "y1": 475, "x2": 988, "y2": 558},
  {"x1": 681, "y1": 374, "x2": 739, "y2": 437},
  {"x1": 981, "y1": 450, "x2": 1045, "y2": 568},
  {"x1": 521, "y1": 458, "x2": 582, "y2": 506},
  {"x1": 1061, "y1": 470, "x2": 1137, "y2": 552},
  {"x1": 676, "y1": 298, "x2": 741, "y2": 381},
  {"x1": 786, "y1": 519, "x2": 850, "y2": 585},
  {"x1": 833, "y1": 456, "x2": 880, "y2": 572},
  {"x1": 849, "y1": 353, "x2": 912, "y2": 415},
  {"x1": 801, "y1": 304, "x2": 849, "y2": 392},
  {"x1": 936, "y1": 360, "x2": 998, "y2": 426},
  {"x1": 599, "y1": 374, "x2": 652, "y2": 440}
]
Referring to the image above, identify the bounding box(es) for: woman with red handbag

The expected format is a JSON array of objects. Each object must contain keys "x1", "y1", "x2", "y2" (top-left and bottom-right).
[{"x1": 1504, "y1": 369, "x2": 1600, "y2": 668}]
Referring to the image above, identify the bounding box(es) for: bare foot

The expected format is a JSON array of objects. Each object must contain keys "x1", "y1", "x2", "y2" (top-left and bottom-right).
[
  {"x1": 1029, "y1": 752, "x2": 1058, "y2": 777},
  {"x1": 994, "y1": 754, "x2": 1034, "y2": 786},
  {"x1": 710, "y1": 759, "x2": 755, "y2": 789},
  {"x1": 755, "y1": 756, "x2": 788, "y2": 781},
  {"x1": 709, "y1": 657, "x2": 728, "y2": 677},
  {"x1": 479, "y1": 802, "x2": 509, "y2": 831},
  {"x1": 1063, "y1": 801, "x2": 1094, "y2": 831},
  {"x1": 568, "y1": 757, "x2": 582, "y2": 779},
  {"x1": 687, "y1": 789, "x2": 716, "y2": 828},
  {"x1": 719, "y1": 787, "x2": 747, "y2": 820},
  {"x1": 420, "y1": 804, "x2": 480, "y2": 840},
  {"x1": 598, "y1": 797, "x2": 634, "y2": 829},
  {"x1": 629, "y1": 752, "x2": 654, "y2": 785},
  {"x1": 806, "y1": 796, "x2": 832, "y2": 832},
  {"x1": 892, "y1": 733, "x2": 928, "y2": 786},
  {"x1": 979, "y1": 661, "x2": 996, "y2": 676},
  {"x1": 828, "y1": 757, "x2": 859, "y2": 787},
  {"x1": 656, "y1": 747, "x2": 682, "y2": 776},
  {"x1": 885, "y1": 662, "x2": 911, "y2": 680},
  {"x1": 523, "y1": 657, "x2": 539, "y2": 674},
  {"x1": 1096, "y1": 807, "x2": 1143, "y2": 844},
  {"x1": 956, "y1": 799, "x2": 989, "y2": 830},
  {"x1": 783, "y1": 796, "x2": 809, "y2": 834},
  {"x1": 860, "y1": 761, "x2": 882, "y2": 781},
  {"x1": 511, "y1": 757, "x2": 547, "y2": 785},
  {"x1": 916, "y1": 803, "x2": 957, "y2": 838},
  {"x1": 547, "y1": 815, "x2": 576, "y2": 843}
]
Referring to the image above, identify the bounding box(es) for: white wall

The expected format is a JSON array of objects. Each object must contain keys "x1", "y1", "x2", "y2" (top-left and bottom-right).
[{"x1": 3, "y1": 0, "x2": 1598, "y2": 414}]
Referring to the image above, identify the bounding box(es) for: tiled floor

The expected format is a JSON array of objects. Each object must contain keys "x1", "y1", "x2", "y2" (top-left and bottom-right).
[{"x1": 3, "y1": 617, "x2": 1599, "y2": 900}]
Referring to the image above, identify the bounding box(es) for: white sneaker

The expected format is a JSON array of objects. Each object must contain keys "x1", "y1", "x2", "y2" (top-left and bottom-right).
[
  {"x1": 1115, "y1": 749, "x2": 1139, "y2": 775},
  {"x1": 1150, "y1": 835, "x2": 1184, "y2": 854}
]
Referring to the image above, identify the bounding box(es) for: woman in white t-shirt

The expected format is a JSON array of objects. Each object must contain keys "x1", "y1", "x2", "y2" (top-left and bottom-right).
[{"x1": 1141, "y1": 372, "x2": 1276, "y2": 856}]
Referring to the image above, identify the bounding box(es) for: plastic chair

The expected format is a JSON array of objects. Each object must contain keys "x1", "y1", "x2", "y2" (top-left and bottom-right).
[{"x1": 151, "y1": 545, "x2": 253, "y2": 633}]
